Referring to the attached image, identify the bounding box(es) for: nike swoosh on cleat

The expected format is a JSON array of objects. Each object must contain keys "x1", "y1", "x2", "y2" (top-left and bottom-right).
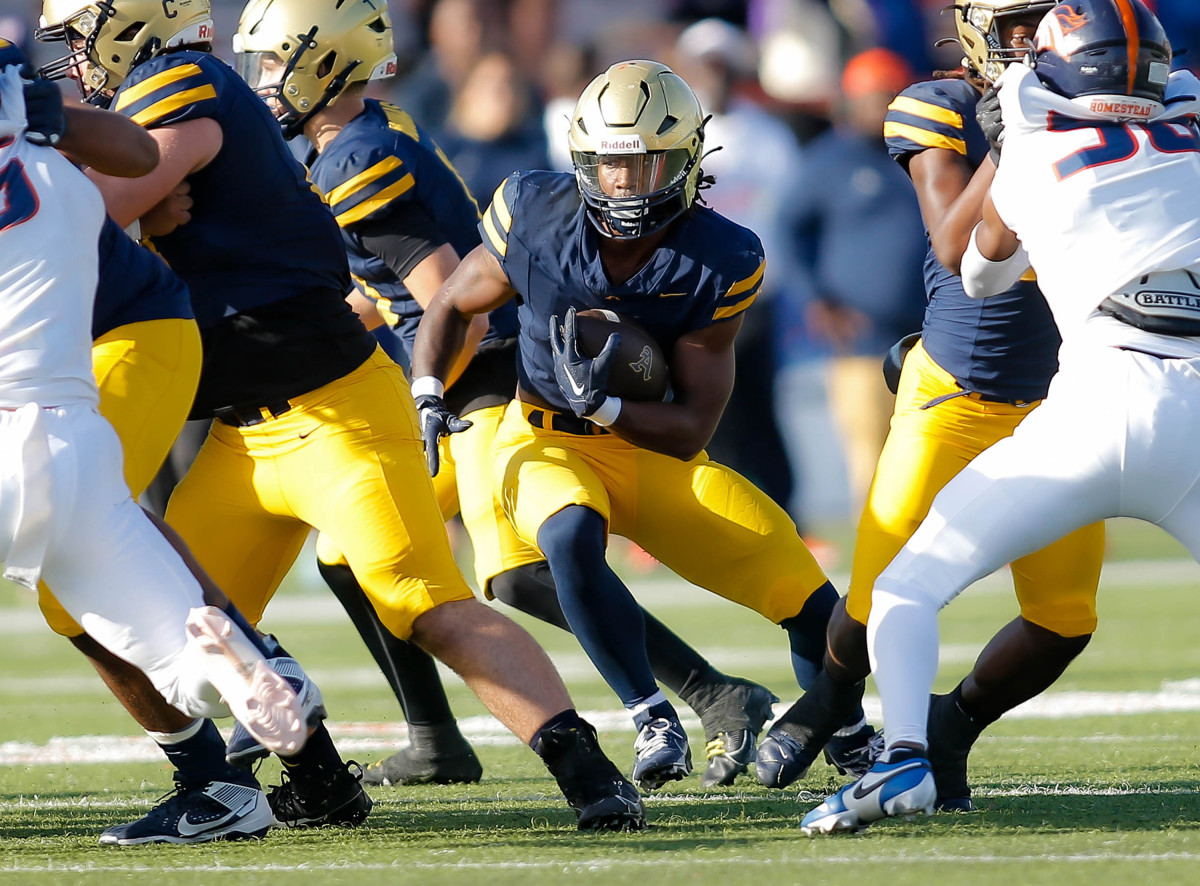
[
  {"x1": 176, "y1": 797, "x2": 258, "y2": 837},
  {"x1": 850, "y1": 762, "x2": 926, "y2": 801}
]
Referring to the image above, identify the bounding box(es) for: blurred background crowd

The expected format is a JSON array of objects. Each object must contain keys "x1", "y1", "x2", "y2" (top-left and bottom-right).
[{"x1": 5, "y1": 0, "x2": 1200, "y2": 552}]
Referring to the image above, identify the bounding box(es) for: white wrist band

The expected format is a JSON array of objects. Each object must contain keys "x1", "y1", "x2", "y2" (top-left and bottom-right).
[
  {"x1": 410, "y1": 376, "x2": 444, "y2": 399},
  {"x1": 588, "y1": 396, "x2": 622, "y2": 427}
]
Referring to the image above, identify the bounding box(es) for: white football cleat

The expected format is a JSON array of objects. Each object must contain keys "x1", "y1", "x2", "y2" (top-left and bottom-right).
[
  {"x1": 800, "y1": 747, "x2": 936, "y2": 835},
  {"x1": 185, "y1": 607, "x2": 310, "y2": 756}
]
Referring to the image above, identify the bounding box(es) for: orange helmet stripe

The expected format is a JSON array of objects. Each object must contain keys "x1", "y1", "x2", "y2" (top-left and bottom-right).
[{"x1": 1112, "y1": 0, "x2": 1140, "y2": 94}]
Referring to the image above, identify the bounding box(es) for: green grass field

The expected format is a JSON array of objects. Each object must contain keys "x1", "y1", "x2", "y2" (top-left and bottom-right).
[{"x1": 2, "y1": 519, "x2": 1199, "y2": 884}]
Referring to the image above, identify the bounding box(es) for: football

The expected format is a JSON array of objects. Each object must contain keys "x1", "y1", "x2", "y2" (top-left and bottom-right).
[{"x1": 574, "y1": 308, "x2": 671, "y2": 401}]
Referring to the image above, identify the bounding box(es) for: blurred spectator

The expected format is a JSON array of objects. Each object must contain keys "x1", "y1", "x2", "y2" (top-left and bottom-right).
[
  {"x1": 753, "y1": 1, "x2": 840, "y2": 144},
  {"x1": 435, "y1": 51, "x2": 550, "y2": 202},
  {"x1": 786, "y1": 47, "x2": 926, "y2": 514},
  {"x1": 386, "y1": 0, "x2": 503, "y2": 132},
  {"x1": 540, "y1": 40, "x2": 597, "y2": 172},
  {"x1": 672, "y1": 17, "x2": 805, "y2": 519}
]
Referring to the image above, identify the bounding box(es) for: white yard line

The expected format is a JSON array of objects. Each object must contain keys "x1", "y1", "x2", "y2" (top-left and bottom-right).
[{"x1": 4, "y1": 680, "x2": 1200, "y2": 765}]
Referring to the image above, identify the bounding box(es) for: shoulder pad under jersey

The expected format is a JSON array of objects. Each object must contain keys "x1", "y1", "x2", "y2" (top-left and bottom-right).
[
  {"x1": 112, "y1": 51, "x2": 219, "y2": 129},
  {"x1": 885, "y1": 78, "x2": 978, "y2": 161}
]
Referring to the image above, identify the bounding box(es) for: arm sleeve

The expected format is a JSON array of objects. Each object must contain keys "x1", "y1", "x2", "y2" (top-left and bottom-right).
[
  {"x1": 356, "y1": 201, "x2": 449, "y2": 281},
  {"x1": 960, "y1": 223, "x2": 1030, "y2": 299}
]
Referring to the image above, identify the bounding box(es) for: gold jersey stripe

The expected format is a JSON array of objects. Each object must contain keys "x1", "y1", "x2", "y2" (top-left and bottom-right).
[
  {"x1": 326, "y1": 156, "x2": 405, "y2": 208},
  {"x1": 714, "y1": 291, "x2": 758, "y2": 320},
  {"x1": 883, "y1": 121, "x2": 967, "y2": 155},
  {"x1": 481, "y1": 205, "x2": 508, "y2": 257},
  {"x1": 335, "y1": 173, "x2": 415, "y2": 226},
  {"x1": 116, "y1": 64, "x2": 206, "y2": 110},
  {"x1": 724, "y1": 259, "x2": 765, "y2": 299},
  {"x1": 129, "y1": 84, "x2": 218, "y2": 126},
  {"x1": 490, "y1": 181, "x2": 514, "y2": 232},
  {"x1": 887, "y1": 95, "x2": 963, "y2": 129}
]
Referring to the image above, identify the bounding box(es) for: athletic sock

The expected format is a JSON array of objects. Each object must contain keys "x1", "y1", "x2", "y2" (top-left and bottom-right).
[
  {"x1": 779, "y1": 581, "x2": 839, "y2": 689},
  {"x1": 150, "y1": 719, "x2": 248, "y2": 786},
  {"x1": 278, "y1": 723, "x2": 345, "y2": 786}
]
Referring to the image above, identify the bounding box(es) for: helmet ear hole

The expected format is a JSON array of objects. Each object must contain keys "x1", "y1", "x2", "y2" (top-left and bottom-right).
[
  {"x1": 317, "y1": 51, "x2": 336, "y2": 79},
  {"x1": 115, "y1": 23, "x2": 144, "y2": 42}
]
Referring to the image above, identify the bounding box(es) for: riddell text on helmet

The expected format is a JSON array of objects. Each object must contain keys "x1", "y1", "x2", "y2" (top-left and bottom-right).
[{"x1": 598, "y1": 136, "x2": 646, "y2": 154}]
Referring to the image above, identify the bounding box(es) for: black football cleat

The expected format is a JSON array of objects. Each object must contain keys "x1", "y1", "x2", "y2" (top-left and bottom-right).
[
  {"x1": 267, "y1": 761, "x2": 373, "y2": 829},
  {"x1": 536, "y1": 718, "x2": 647, "y2": 832},
  {"x1": 361, "y1": 743, "x2": 483, "y2": 786},
  {"x1": 690, "y1": 677, "x2": 778, "y2": 787}
]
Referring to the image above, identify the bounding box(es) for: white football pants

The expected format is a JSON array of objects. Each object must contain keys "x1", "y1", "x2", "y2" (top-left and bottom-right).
[
  {"x1": 868, "y1": 343, "x2": 1200, "y2": 747},
  {"x1": 0, "y1": 403, "x2": 228, "y2": 718}
]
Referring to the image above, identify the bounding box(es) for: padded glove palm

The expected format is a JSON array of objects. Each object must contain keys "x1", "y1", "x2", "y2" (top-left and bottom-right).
[{"x1": 549, "y1": 307, "x2": 620, "y2": 418}]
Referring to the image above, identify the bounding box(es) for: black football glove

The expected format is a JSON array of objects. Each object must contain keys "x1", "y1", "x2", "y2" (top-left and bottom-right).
[
  {"x1": 549, "y1": 307, "x2": 620, "y2": 418},
  {"x1": 414, "y1": 394, "x2": 471, "y2": 477},
  {"x1": 976, "y1": 84, "x2": 1004, "y2": 165},
  {"x1": 21, "y1": 69, "x2": 67, "y2": 148}
]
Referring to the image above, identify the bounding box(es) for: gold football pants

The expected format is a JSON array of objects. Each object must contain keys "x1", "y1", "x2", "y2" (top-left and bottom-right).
[
  {"x1": 492, "y1": 400, "x2": 830, "y2": 623},
  {"x1": 846, "y1": 339, "x2": 1102, "y2": 636},
  {"x1": 165, "y1": 348, "x2": 474, "y2": 639},
  {"x1": 316, "y1": 401, "x2": 543, "y2": 595},
  {"x1": 40, "y1": 318, "x2": 202, "y2": 637}
]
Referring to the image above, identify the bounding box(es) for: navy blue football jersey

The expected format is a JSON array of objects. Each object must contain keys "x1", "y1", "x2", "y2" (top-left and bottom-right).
[
  {"x1": 308, "y1": 99, "x2": 516, "y2": 365},
  {"x1": 885, "y1": 78, "x2": 1060, "y2": 402},
  {"x1": 111, "y1": 51, "x2": 350, "y2": 329},
  {"x1": 480, "y1": 171, "x2": 764, "y2": 413},
  {"x1": 93, "y1": 216, "x2": 193, "y2": 340}
]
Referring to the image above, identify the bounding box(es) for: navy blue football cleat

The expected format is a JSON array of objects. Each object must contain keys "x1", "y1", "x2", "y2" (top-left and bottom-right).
[
  {"x1": 800, "y1": 747, "x2": 937, "y2": 835},
  {"x1": 632, "y1": 717, "x2": 692, "y2": 790},
  {"x1": 99, "y1": 773, "x2": 271, "y2": 845},
  {"x1": 755, "y1": 727, "x2": 819, "y2": 788}
]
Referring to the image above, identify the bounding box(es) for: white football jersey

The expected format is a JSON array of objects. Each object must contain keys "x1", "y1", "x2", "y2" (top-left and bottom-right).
[
  {"x1": 0, "y1": 65, "x2": 104, "y2": 408},
  {"x1": 992, "y1": 64, "x2": 1200, "y2": 349}
]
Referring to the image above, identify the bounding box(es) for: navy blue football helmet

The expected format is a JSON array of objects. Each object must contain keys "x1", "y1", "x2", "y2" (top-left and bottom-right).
[{"x1": 1033, "y1": 0, "x2": 1171, "y2": 105}]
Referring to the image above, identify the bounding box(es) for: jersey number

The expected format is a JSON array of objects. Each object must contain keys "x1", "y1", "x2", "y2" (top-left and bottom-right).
[
  {"x1": 1050, "y1": 116, "x2": 1200, "y2": 180},
  {"x1": 0, "y1": 157, "x2": 37, "y2": 232}
]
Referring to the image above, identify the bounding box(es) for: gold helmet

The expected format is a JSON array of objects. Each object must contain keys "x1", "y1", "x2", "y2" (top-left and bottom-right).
[
  {"x1": 234, "y1": 0, "x2": 397, "y2": 140},
  {"x1": 567, "y1": 60, "x2": 705, "y2": 239},
  {"x1": 950, "y1": 1, "x2": 1056, "y2": 83},
  {"x1": 37, "y1": 0, "x2": 214, "y2": 103}
]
